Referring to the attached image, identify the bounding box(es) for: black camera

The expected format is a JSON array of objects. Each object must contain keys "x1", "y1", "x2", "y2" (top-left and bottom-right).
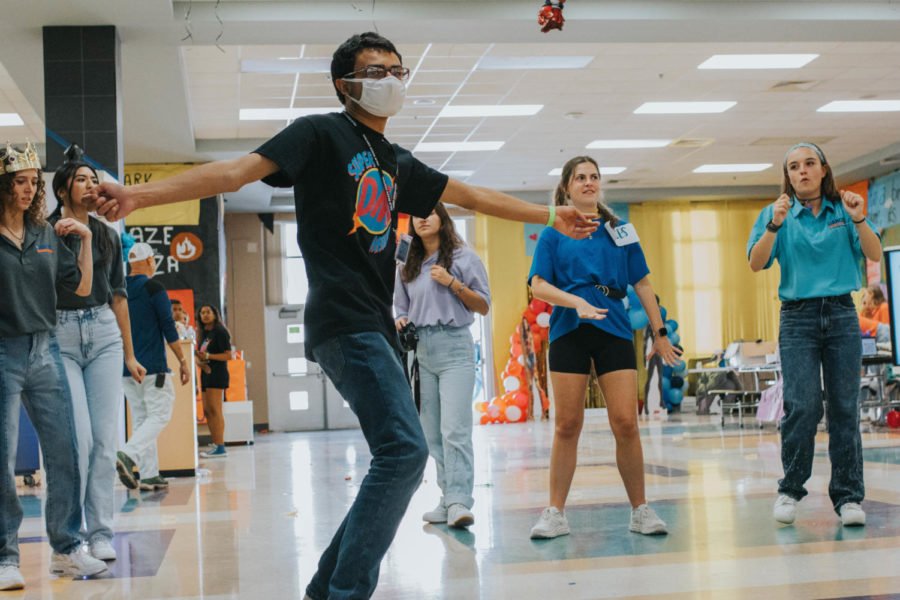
[{"x1": 398, "y1": 322, "x2": 418, "y2": 353}]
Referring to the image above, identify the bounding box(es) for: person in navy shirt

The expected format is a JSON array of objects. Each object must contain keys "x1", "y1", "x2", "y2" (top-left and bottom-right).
[
  {"x1": 527, "y1": 156, "x2": 681, "y2": 540},
  {"x1": 748, "y1": 142, "x2": 881, "y2": 528}
]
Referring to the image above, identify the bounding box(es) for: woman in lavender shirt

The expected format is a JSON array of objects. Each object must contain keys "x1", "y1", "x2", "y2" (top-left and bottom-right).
[{"x1": 395, "y1": 202, "x2": 490, "y2": 529}]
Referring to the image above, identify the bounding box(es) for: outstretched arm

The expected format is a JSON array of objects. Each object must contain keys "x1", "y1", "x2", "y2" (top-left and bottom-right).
[
  {"x1": 530, "y1": 275, "x2": 607, "y2": 320},
  {"x1": 86, "y1": 153, "x2": 280, "y2": 221},
  {"x1": 439, "y1": 178, "x2": 598, "y2": 239}
]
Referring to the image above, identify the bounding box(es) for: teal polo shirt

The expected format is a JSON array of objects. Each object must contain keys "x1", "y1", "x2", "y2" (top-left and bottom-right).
[{"x1": 747, "y1": 197, "x2": 876, "y2": 301}]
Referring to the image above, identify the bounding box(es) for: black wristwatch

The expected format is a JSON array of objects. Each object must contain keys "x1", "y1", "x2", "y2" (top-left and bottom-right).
[
  {"x1": 657, "y1": 327, "x2": 668, "y2": 338},
  {"x1": 765, "y1": 219, "x2": 782, "y2": 233}
]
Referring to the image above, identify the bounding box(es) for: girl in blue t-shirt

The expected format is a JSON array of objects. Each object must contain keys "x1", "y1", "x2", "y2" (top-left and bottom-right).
[
  {"x1": 748, "y1": 142, "x2": 881, "y2": 528},
  {"x1": 528, "y1": 156, "x2": 681, "y2": 540}
]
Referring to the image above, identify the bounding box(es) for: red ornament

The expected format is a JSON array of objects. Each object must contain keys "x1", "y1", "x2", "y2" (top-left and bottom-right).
[
  {"x1": 538, "y1": 0, "x2": 566, "y2": 33},
  {"x1": 887, "y1": 410, "x2": 900, "y2": 429}
]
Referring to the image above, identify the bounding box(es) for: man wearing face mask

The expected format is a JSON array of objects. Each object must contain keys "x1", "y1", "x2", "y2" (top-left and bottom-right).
[{"x1": 87, "y1": 32, "x2": 597, "y2": 600}]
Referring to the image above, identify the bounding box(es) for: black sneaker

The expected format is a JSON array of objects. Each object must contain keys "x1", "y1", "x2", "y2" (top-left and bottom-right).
[{"x1": 115, "y1": 451, "x2": 138, "y2": 489}]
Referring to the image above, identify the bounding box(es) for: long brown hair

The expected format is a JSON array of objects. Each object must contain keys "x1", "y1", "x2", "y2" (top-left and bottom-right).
[
  {"x1": 781, "y1": 142, "x2": 839, "y2": 202},
  {"x1": 401, "y1": 202, "x2": 464, "y2": 283},
  {"x1": 197, "y1": 304, "x2": 230, "y2": 336},
  {"x1": 553, "y1": 156, "x2": 618, "y2": 226},
  {"x1": 0, "y1": 170, "x2": 47, "y2": 228}
]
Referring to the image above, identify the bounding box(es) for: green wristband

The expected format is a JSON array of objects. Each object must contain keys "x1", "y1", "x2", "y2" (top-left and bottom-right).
[{"x1": 547, "y1": 205, "x2": 556, "y2": 227}]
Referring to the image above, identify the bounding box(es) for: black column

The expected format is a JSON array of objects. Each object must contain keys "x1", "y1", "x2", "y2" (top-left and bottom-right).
[{"x1": 42, "y1": 26, "x2": 122, "y2": 179}]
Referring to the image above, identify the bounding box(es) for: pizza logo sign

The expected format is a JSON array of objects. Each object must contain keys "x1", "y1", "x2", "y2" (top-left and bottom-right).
[{"x1": 171, "y1": 232, "x2": 204, "y2": 262}]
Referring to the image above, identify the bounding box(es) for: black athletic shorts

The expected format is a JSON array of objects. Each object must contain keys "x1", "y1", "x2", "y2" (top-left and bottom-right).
[{"x1": 548, "y1": 323, "x2": 637, "y2": 375}]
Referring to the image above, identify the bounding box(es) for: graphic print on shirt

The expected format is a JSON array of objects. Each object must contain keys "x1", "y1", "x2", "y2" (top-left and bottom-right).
[
  {"x1": 346, "y1": 150, "x2": 395, "y2": 254},
  {"x1": 828, "y1": 218, "x2": 847, "y2": 229}
]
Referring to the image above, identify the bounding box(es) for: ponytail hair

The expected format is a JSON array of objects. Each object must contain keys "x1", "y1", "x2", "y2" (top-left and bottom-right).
[
  {"x1": 51, "y1": 145, "x2": 113, "y2": 266},
  {"x1": 553, "y1": 155, "x2": 618, "y2": 226}
]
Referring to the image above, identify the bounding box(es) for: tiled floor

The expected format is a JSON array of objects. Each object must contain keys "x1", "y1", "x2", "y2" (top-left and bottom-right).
[{"x1": 12, "y1": 409, "x2": 900, "y2": 599}]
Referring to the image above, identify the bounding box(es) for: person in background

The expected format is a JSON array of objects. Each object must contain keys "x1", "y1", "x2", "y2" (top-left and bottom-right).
[
  {"x1": 748, "y1": 141, "x2": 881, "y2": 527},
  {"x1": 171, "y1": 299, "x2": 188, "y2": 338},
  {"x1": 49, "y1": 147, "x2": 146, "y2": 562},
  {"x1": 394, "y1": 202, "x2": 490, "y2": 529},
  {"x1": 528, "y1": 156, "x2": 680, "y2": 540},
  {"x1": 116, "y1": 243, "x2": 191, "y2": 491},
  {"x1": 196, "y1": 304, "x2": 231, "y2": 458},
  {"x1": 860, "y1": 284, "x2": 889, "y2": 324},
  {"x1": 0, "y1": 142, "x2": 108, "y2": 589}
]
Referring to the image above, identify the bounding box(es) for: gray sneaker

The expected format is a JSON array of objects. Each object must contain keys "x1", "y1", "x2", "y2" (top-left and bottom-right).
[
  {"x1": 0, "y1": 565, "x2": 24, "y2": 590},
  {"x1": 530, "y1": 506, "x2": 570, "y2": 539},
  {"x1": 629, "y1": 504, "x2": 668, "y2": 535},
  {"x1": 422, "y1": 502, "x2": 448, "y2": 523},
  {"x1": 448, "y1": 503, "x2": 474, "y2": 528},
  {"x1": 50, "y1": 547, "x2": 108, "y2": 577}
]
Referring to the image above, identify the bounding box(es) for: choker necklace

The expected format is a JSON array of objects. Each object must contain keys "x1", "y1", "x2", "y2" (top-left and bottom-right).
[{"x1": 798, "y1": 196, "x2": 821, "y2": 206}]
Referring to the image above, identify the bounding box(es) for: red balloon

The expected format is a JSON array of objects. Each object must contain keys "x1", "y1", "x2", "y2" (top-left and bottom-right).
[
  {"x1": 523, "y1": 309, "x2": 538, "y2": 324},
  {"x1": 887, "y1": 410, "x2": 900, "y2": 429},
  {"x1": 514, "y1": 392, "x2": 528, "y2": 409},
  {"x1": 529, "y1": 298, "x2": 547, "y2": 314}
]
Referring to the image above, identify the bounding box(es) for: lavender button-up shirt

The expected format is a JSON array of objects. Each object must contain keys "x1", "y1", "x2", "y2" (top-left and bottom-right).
[{"x1": 394, "y1": 246, "x2": 491, "y2": 328}]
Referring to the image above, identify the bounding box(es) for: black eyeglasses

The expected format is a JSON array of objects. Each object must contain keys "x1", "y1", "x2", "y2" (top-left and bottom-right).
[{"x1": 343, "y1": 65, "x2": 410, "y2": 81}]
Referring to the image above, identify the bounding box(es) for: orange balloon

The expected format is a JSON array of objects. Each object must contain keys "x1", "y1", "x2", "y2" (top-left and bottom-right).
[
  {"x1": 475, "y1": 401, "x2": 487, "y2": 413},
  {"x1": 493, "y1": 396, "x2": 508, "y2": 410},
  {"x1": 480, "y1": 414, "x2": 490, "y2": 425},
  {"x1": 523, "y1": 309, "x2": 537, "y2": 324},
  {"x1": 514, "y1": 392, "x2": 528, "y2": 409}
]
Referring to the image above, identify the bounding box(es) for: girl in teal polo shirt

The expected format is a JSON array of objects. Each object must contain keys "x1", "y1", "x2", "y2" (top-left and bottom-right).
[
  {"x1": 528, "y1": 156, "x2": 681, "y2": 540},
  {"x1": 748, "y1": 142, "x2": 882, "y2": 528}
]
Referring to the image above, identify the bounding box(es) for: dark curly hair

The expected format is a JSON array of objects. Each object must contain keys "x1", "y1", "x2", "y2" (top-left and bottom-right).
[
  {"x1": 331, "y1": 32, "x2": 402, "y2": 105},
  {"x1": 553, "y1": 156, "x2": 618, "y2": 226},
  {"x1": 0, "y1": 169, "x2": 47, "y2": 228},
  {"x1": 401, "y1": 202, "x2": 464, "y2": 284},
  {"x1": 50, "y1": 156, "x2": 114, "y2": 266}
]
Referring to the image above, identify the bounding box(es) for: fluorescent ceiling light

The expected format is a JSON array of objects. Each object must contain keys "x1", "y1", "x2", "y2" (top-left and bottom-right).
[
  {"x1": 414, "y1": 142, "x2": 504, "y2": 152},
  {"x1": 635, "y1": 102, "x2": 736, "y2": 114},
  {"x1": 439, "y1": 105, "x2": 543, "y2": 118},
  {"x1": 586, "y1": 139, "x2": 671, "y2": 149},
  {"x1": 241, "y1": 58, "x2": 331, "y2": 74},
  {"x1": 693, "y1": 163, "x2": 772, "y2": 173},
  {"x1": 698, "y1": 54, "x2": 818, "y2": 69},
  {"x1": 239, "y1": 107, "x2": 341, "y2": 121},
  {"x1": 817, "y1": 100, "x2": 900, "y2": 112},
  {"x1": 476, "y1": 56, "x2": 594, "y2": 70},
  {"x1": 548, "y1": 167, "x2": 627, "y2": 176},
  {"x1": 0, "y1": 113, "x2": 24, "y2": 127},
  {"x1": 443, "y1": 170, "x2": 475, "y2": 178}
]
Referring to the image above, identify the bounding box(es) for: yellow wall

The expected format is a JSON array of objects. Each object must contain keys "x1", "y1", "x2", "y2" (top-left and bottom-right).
[{"x1": 475, "y1": 215, "x2": 532, "y2": 391}]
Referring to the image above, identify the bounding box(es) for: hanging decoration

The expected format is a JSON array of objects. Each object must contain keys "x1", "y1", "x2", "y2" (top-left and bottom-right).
[{"x1": 538, "y1": 0, "x2": 566, "y2": 33}]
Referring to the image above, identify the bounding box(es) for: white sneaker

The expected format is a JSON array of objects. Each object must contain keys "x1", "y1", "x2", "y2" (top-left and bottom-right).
[
  {"x1": 0, "y1": 565, "x2": 24, "y2": 590},
  {"x1": 49, "y1": 547, "x2": 108, "y2": 577},
  {"x1": 773, "y1": 494, "x2": 798, "y2": 524},
  {"x1": 448, "y1": 504, "x2": 474, "y2": 528},
  {"x1": 422, "y1": 502, "x2": 448, "y2": 523},
  {"x1": 840, "y1": 502, "x2": 866, "y2": 526},
  {"x1": 530, "y1": 507, "x2": 570, "y2": 539},
  {"x1": 90, "y1": 539, "x2": 117, "y2": 561},
  {"x1": 629, "y1": 504, "x2": 668, "y2": 535}
]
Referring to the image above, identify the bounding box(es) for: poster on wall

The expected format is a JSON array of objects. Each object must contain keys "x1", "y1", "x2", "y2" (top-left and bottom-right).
[{"x1": 123, "y1": 164, "x2": 225, "y2": 326}]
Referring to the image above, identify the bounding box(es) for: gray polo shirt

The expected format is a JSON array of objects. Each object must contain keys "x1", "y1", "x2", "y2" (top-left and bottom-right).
[
  {"x1": 0, "y1": 222, "x2": 82, "y2": 337},
  {"x1": 47, "y1": 216, "x2": 126, "y2": 310},
  {"x1": 394, "y1": 245, "x2": 490, "y2": 328}
]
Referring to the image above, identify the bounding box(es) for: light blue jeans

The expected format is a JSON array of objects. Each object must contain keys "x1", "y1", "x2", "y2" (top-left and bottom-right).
[
  {"x1": 56, "y1": 306, "x2": 123, "y2": 543},
  {"x1": 416, "y1": 324, "x2": 476, "y2": 509},
  {"x1": 306, "y1": 331, "x2": 428, "y2": 600},
  {"x1": 0, "y1": 332, "x2": 83, "y2": 566}
]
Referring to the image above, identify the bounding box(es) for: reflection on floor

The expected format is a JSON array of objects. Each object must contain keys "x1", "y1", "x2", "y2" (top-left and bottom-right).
[{"x1": 13, "y1": 410, "x2": 900, "y2": 599}]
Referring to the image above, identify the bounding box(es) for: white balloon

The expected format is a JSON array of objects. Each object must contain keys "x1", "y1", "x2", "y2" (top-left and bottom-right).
[
  {"x1": 505, "y1": 405, "x2": 522, "y2": 422},
  {"x1": 517, "y1": 354, "x2": 525, "y2": 365},
  {"x1": 503, "y1": 376, "x2": 520, "y2": 393},
  {"x1": 536, "y1": 312, "x2": 551, "y2": 328}
]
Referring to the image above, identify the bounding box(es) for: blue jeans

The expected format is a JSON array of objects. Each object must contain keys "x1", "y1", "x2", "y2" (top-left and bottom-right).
[
  {"x1": 778, "y1": 295, "x2": 865, "y2": 511},
  {"x1": 306, "y1": 332, "x2": 428, "y2": 600},
  {"x1": 56, "y1": 306, "x2": 124, "y2": 543},
  {"x1": 0, "y1": 332, "x2": 82, "y2": 566},
  {"x1": 416, "y1": 325, "x2": 476, "y2": 509}
]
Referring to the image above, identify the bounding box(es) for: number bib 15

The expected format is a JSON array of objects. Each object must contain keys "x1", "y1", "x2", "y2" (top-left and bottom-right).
[{"x1": 604, "y1": 221, "x2": 640, "y2": 246}]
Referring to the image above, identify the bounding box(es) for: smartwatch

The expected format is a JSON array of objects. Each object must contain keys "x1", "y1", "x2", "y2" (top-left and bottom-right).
[
  {"x1": 657, "y1": 327, "x2": 668, "y2": 338},
  {"x1": 765, "y1": 220, "x2": 782, "y2": 233}
]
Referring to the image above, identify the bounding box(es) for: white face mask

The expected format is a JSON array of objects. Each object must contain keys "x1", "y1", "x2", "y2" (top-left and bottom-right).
[{"x1": 344, "y1": 76, "x2": 406, "y2": 117}]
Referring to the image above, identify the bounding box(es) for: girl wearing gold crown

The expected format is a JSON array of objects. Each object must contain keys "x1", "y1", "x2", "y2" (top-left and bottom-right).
[
  {"x1": 0, "y1": 142, "x2": 109, "y2": 589},
  {"x1": 48, "y1": 146, "x2": 146, "y2": 562}
]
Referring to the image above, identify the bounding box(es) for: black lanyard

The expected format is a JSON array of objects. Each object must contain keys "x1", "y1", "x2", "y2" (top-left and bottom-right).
[{"x1": 342, "y1": 111, "x2": 397, "y2": 212}]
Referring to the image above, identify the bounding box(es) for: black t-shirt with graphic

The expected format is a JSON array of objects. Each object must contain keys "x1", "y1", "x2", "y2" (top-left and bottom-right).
[{"x1": 254, "y1": 112, "x2": 448, "y2": 360}]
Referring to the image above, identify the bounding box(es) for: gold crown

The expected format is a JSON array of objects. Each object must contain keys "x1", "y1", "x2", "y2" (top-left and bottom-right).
[{"x1": 1, "y1": 140, "x2": 41, "y2": 174}]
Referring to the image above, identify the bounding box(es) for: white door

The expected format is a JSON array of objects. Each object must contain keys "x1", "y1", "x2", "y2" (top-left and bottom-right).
[{"x1": 264, "y1": 305, "x2": 326, "y2": 431}]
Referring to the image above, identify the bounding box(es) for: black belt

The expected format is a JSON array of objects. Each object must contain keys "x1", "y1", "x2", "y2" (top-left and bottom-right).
[{"x1": 593, "y1": 284, "x2": 627, "y2": 300}]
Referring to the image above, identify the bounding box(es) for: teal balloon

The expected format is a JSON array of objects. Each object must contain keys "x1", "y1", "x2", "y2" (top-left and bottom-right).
[
  {"x1": 665, "y1": 319, "x2": 679, "y2": 334},
  {"x1": 659, "y1": 306, "x2": 668, "y2": 322},
  {"x1": 681, "y1": 378, "x2": 690, "y2": 391},
  {"x1": 670, "y1": 332, "x2": 681, "y2": 346},
  {"x1": 661, "y1": 377, "x2": 671, "y2": 393},
  {"x1": 629, "y1": 309, "x2": 649, "y2": 331},
  {"x1": 669, "y1": 389, "x2": 684, "y2": 405}
]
